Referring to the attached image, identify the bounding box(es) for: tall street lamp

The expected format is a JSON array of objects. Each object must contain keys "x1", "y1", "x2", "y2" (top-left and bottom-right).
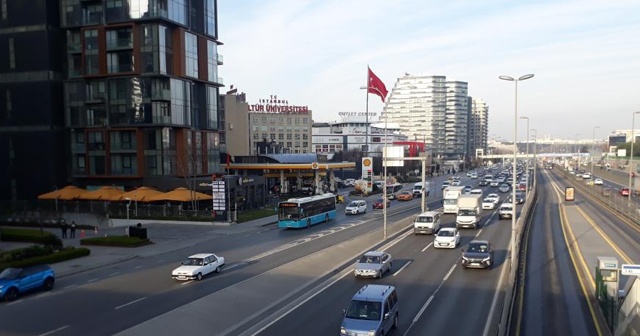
[
  {"x1": 499, "y1": 73, "x2": 534, "y2": 272},
  {"x1": 531, "y1": 129, "x2": 537, "y2": 185},
  {"x1": 575, "y1": 133, "x2": 581, "y2": 170},
  {"x1": 591, "y1": 126, "x2": 600, "y2": 176},
  {"x1": 519, "y1": 116, "x2": 530, "y2": 195},
  {"x1": 628, "y1": 112, "x2": 640, "y2": 201}
]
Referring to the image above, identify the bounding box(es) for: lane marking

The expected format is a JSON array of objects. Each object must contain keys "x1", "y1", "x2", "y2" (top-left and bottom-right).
[
  {"x1": 87, "y1": 278, "x2": 98, "y2": 283},
  {"x1": 114, "y1": 297, "x2": 147, "y2": 310},
  {"x1": 180, "y1": 280, "x2": 193, "y2": 286},
  {"x1": 109, "y1": 272, "x2": 120, "y2": 277},
  {"x1": 413, "y1": 295, "x2": 435, "y2": 323},
  {"x1": 392, "y1": 261, "x2": 412, "y2": 276},
  {"x1": 64, "y1": 284, "x2": 77, "y2": 289},
  {"x1": 442, "y1": 264, "x2": 456, "y2": 282},
  {"x1": 135, "y1": 265, "x2": 143, "y2": 269},
  {"x1": 38, "y1": 325, "x2": 69, "y2": 336},
  {"x1": 421, "y1": 242, "x2": 433, "y2": 252}
]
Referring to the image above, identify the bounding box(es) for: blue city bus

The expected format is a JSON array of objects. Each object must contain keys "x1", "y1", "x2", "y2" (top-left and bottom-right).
[{"x1": 278, "y1": 193, "x2": 337, "y2": 229}]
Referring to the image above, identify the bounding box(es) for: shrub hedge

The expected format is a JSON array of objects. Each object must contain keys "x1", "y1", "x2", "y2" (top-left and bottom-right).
[
  {"x1": 80, "y1": 235, "x2": 152, "y2": 247},
  {"x1": 0, "y1": 228, "x2": 63, "y2": 249},
  {"x1": 0, "y1": 247, "x2": 91, "y2": 272}
]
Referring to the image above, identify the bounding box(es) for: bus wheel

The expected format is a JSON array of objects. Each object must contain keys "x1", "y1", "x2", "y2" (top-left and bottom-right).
[
  {"x1": 325, "y1": 214, "x2": 329, "y2": 222},
  {"x1": 307, "y1": 219, "x2": 311, "y2": 228}
]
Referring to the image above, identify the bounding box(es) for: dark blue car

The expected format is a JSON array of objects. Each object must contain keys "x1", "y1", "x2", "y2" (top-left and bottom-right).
[{"x1": 0, "y1": 265, "x2": 55, "y2": 302}]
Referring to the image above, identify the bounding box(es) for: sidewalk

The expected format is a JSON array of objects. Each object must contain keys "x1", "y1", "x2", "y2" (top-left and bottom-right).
[{"x1": 1, "y1": 215, "x2": 279, "y2": 278}]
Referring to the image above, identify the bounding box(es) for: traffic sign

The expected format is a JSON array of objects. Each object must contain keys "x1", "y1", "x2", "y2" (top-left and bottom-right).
[{"x1": 621, "y1": 264, "x2": 640, "y2": 276}]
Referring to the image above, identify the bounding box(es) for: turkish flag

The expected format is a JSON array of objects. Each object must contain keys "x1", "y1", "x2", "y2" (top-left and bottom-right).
[{"x1": 368, "y1": 67, "x2": 388, "y2": 102}]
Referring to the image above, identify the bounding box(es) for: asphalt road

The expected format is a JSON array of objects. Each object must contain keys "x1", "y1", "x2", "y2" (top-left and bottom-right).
[
  {"x1": 518, "y1": 169, "x2": 598, "y2": 336},
  {"x1": 254, "y1": 183, "x2": 516, "y2": 335},
  {"x1": 0, "y1": 174, "x2": 464, "y2": 336}
]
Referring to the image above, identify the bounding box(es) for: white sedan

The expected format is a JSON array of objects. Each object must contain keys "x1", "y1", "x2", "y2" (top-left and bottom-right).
[
  {"x1": 172, "y1": 253, "x2": 225, "y2": 281},
  {"x1": 486, "y1": 193, "x2": 500, "y2": 204},
  {"x1": 594, "y1": 178, "x2": 603, "y2": 185},
  {"x1": 482, "y1": 198, "x2": 497, "y2": 210},
  {"x1": 434, "y1": 228, "x2": 460, "y2": 249}
]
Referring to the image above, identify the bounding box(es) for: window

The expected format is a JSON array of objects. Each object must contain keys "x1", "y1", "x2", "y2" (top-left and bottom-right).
[
  {"x1": 1, "y1": 0, "x2": 6, "y2": 20},
  {"x1": 107, "y1": 51, "x2": 134, "y2": 73},
  {"x1": 8, "y1": 38, "x2": 14, "y2": 69},
  {"x1": 5, "y1": 90, "x2": 11, "y2": 116},
  {"x1": 106, "y1": 27, "x2": 132, "y2": 49},
  {"x1": 207, "y1": 40, "x2": 218, "y2": 82},
  {"x1": 204, "y1": 0, "x2": 216, "y2": 37},
  {"x1": 184, "y1": 32, "x2": 198, "y2": 78}
]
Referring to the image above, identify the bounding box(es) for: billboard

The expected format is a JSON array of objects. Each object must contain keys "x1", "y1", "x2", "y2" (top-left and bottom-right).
[
  {"x1": 383, "y1": 146, "x2": 405, "y2": 167},
  {"x1": 618, "y1": 149, "x2": 627, "y2": 157}
]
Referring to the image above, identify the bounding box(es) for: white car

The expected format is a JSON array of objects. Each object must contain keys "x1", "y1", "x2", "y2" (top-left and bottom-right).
[
  {"x1": 594, "y1": 178, "x2": 603, "y2": 185},
  {"x1": 434, "y1": 228, "x2": 460, "y2": 249},
  {"x1": 486, "y1": 193, "x2": 500, "y2": 204},
  {"x1": 172, "y1": 253, "x2": 225, "y2": 281},
  {"x1": 490, "y1": 180, "x2": 500, "y2": 187},
  {"x1": 482, "y1": 197, "x2": 497, "y2": 210},
  {"x1": 345, "y1": 200, "x2": 367, "y2": 215}
]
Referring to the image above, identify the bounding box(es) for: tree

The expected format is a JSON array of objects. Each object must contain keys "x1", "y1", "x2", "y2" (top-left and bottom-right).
[{"x1": 176, "y1": 131, "x2": 203, "y2": 211}]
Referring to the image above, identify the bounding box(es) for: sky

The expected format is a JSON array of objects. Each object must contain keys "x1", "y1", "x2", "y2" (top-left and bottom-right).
[{"x1": 217, "y1": 0, "x2": 640, "y2": 142}]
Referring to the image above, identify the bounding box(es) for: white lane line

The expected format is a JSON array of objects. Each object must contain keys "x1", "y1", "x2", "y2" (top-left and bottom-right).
[
  {"x1": 37, "y1": 325, "x2": 69, "y2": 336},
  {"x1": 443, "y1": 264, "x2": 456, "y2": 282},
  {"x1": 476, "y1": 228, "x2": 483, "y2": 237},
  {"x1": 114, "y1": 297, "x2": 147, "y2": 310},
  {"x1": 392, "y1": 261, "x2": 412, "y2": 277},
  {"x1": 421, "y1": 242, "x2": 433, "y2": 252},
  {"x1": 6, "y1": 299, "x2": 23, "y2": 306},
  {"x1": 413, "y1": 295, "x2": 435, "y2": 323},
  {"x1": 64, "y1": 284, "x2": 77, "y2": 289},
  {"x1": 109, "y1": 272, "x2": 120, "y2": 276},
  {"x1": 87, "y1": 278, "x2": 98, "y2": 283},
  {"x1": 180, "y1": 280, "x2": 193, "y2": 286},
  {"x1": 135, "y1": 265, "x2": 143, "y2": 269}
]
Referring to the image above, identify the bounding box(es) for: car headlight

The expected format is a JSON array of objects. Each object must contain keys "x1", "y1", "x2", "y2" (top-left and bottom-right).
[
  {"x1": 340, "y1": 327, "x2": 347, "y2": 335},
  {"x1": 368, "y1": 331, "x2": 376, "y2": 336},
  {"x1": 482, "y1": 256, "x2": 491, "y2": 262},
  {"x1": 462, "y1": 256, "x2": 469, "y2": 261}
]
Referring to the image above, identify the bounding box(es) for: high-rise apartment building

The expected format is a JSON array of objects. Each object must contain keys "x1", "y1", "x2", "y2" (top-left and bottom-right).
[
  {"x1": 60, "y1": 0, "x2": 224, "y2": 190},
  {"x1": 0, "y1": 0, "x2": 66, "y2": 201},
  {"x1": 383, "y1": 74, "x2": 468, "y2": 159},
  {"x1": 469, "y1": 98, "x2": 489, "y2": 157}
]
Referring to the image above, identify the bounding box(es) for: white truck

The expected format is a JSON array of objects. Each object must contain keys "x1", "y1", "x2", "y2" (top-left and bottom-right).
[
  {"x1": 456, "y1": 194, "x2": 482, "y2": 229},
  {"x1": 412, "y1": 181, "x2": 431, "y2": 197},
  {"x1": 443, "y1": 186, "x2": 465, "y2": 214}
]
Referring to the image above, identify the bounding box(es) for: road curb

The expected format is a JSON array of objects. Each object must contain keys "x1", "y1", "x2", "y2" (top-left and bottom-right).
[{"x1": 57, "y1": 255, "x2": 139, "y2": 278}]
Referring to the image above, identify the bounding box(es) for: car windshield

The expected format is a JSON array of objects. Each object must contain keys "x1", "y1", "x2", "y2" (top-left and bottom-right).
[
  {"x1": 376, "y1": 199, "x2": 384, "y2": 203},
  {"x1": 416, "y1": 216, "x2": 433, "y2": 223},
  {"x1": 359, "y1": 255, "x2": 381, "y2": 264},
  {"x1": 182, "y1": 258, "x2": 204, "y2": 266},
  {"x1": 443, "y1": 199, "x2": 457, "y2": 205},
  {"x1": 467, "y1": 243, "x2": 489, "y2": 253},
  {"x1": 345, "y1": 300, "x2": 382, "y2": 320},
  {"x1": 0, "y1": 268, "x2": 22, "y2": 279},
  {"x1": 458, "y1": 209, "x2": 476, "y2": 216},
  {"x1": 438, "y1": 230, "x2": 454, "y2": 237},
  {"x1": 348, "y1": 202, "x2": 360, "y2": 207}
]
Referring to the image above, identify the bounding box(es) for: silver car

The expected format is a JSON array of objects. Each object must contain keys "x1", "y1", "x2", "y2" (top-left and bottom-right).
[{"x1": 354, "y1": 251, "x2": 393, "y2": 278}]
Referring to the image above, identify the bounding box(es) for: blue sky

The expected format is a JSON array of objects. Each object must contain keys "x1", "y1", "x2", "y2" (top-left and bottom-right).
[{"x1": 218, "y1": 0, "x2": 640, "y2": 141}]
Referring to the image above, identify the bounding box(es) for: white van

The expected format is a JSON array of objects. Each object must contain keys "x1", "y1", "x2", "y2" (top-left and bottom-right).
[
  {"x1": 413, "y1": 182, "x2": 431, "y2": 197},
  {"x1": 413, "y1": 211, "x2": 441, "y2": 235}
]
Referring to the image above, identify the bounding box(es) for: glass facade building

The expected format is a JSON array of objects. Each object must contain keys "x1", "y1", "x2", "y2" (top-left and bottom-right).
[
  {"x1": 0, "y1": 0, "x2": 66, "y2": 202},
  {"x1": 60, "y1": 0, "x2": 224, "y2": 189}
]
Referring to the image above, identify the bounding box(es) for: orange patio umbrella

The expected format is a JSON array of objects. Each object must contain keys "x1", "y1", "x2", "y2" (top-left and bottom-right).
[
  {"x1": 112, "y1": 186, "x2": 164, "y2": 202},
  {"x1": 78, "y1": 186, "x2": 125, "y2": 201},
  {"x1": 147, "y1": 187, "x2": 213, "y2": 202},
  {"x1": 37, "y1": 185, "x2": 88, "y2": 201}
]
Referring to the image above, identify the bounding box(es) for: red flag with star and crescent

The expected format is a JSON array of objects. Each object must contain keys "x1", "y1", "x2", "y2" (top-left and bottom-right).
[{"x1": 368, "y1": 67, "x2": 388, "y2": 102}]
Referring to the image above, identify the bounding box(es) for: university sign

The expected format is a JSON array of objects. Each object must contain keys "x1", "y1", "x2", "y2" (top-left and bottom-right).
[{"x1": 249, "y1": 95, "x2": 309, "y2": 114}]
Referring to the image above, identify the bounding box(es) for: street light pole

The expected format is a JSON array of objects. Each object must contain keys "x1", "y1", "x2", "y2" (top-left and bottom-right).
[
  {"x1": 629, "y1": 112, "x2": 640, "y2": 201},
  {"x1": 531, "y1": 129, "x2": 537, "y2": 186},
  {"x1": 519, "y1": 116, "x2": 530, "y2": 195},
  {"x1": 575, "y1": 133, "x2": 581, "y2": 170},
  {"x1": 360, "y1": 86, "x2": 370, "y2": 155},
  {"x1": 125, "y1": 197, "x2": 131, "y2": 229},
  {"x1": 591, "y1": 126, "x2": 600, "y2": 176},
  {"x1": 499, "y1": 73, "x2": 534, "y2": 272}
]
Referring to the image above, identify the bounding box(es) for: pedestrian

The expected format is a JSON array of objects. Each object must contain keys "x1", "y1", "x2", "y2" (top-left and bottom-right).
[
  {"x1": 61, "y1": 220, "x2": 68, "y2": 239},
  {"x1": 70, "y1": 221, "x2": 76, "y2": 239}
]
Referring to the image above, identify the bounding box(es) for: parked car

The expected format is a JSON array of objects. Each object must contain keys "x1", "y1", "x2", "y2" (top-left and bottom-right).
[
  {"x1": 0, "y1": 265, "x2": 55, "y2": 302},
  {"x1": 461, "y1": 240, "x2": 494, "y2": 269},
  {"x1": 620, "y1": 187, "x2": 630, "y2": 197},
  {"x1": 434, "y1": 228, "x2": 460, "y2": 249},
  {"x1": 171, "y1": 253, "x2": 225, "y2": 281},
  {"x1": 397, "y1": 191, "x2": 414, "y2": 201},
  {"x1": 354, "y1": 251, "x2": 393, "y2": 278},
  {"x1": 345, "y1": 200, "x2": 367, "y2": 215},
  {"x1": 373, "y1": 198, "x2": 391, "y2": 209}
]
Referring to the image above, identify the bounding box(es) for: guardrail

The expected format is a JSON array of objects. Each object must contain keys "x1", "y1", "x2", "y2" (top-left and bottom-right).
[{"x1": 495, "y1": 172, "x2": 538, "y2": 336}]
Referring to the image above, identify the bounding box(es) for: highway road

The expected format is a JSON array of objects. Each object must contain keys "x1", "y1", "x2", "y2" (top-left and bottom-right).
[
  {"x1": 0, "y1": 173, "x2": 467, "y2": 336},
  {"x1": 247, "y1": 182, "x2": 518, "y2": 335},
  {"x1": 516, "y1": 169, "x2": 598, "y2": 336}
]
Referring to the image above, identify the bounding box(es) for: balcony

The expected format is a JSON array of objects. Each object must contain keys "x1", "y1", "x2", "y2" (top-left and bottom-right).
[
  {"x1": 106, "y1": 39, "x2": 133, "y2": 50},
  {"x1": 71, "y1": 143, "x2": 86, "y2": 153},
  {"x1": 216, "y1": 53, "x2": 224, "y2": 65},
  {"x1": 151, "y1": 89, "x2": 171, "y2": 101}
]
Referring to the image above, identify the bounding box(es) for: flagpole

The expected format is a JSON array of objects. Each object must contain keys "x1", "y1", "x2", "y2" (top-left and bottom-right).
[{"x1": 365, "y1": 66, "x2": 369, "y2": 156}]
